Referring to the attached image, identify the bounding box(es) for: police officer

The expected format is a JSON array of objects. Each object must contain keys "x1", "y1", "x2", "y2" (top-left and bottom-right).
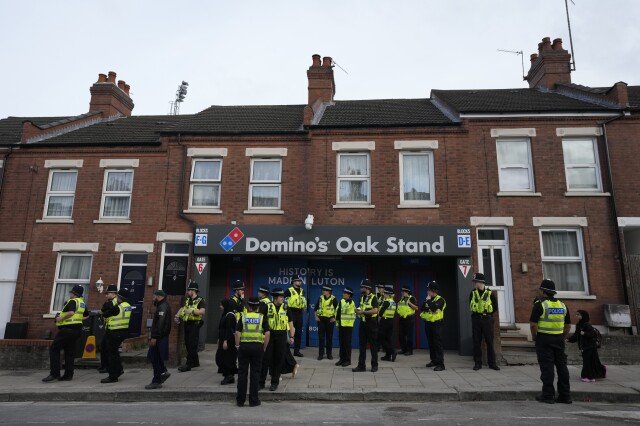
[
  {"x1": 98, "y1": 284, "x2": 119, "y2": 374},
  {"x1": 397, "y1": 286, "x2": 418, "y2": 356},
  {"x1": 176, "y1": 281, "x2": 206, "y2": 372},
  {"x1": 420, "y1": 281, "x2": 446, "y2": 371},
  {"x1": 257, "y1": 286, "x2": 271, "y2": 316},
  {"x1": 335, "y1": 287, "x2": 355, "y2": 367},
  {"x1": 235, "y1": 297, "x2": 270, "y2": 407},
  {"x1": 375, "y1": 283, "x2": 385, "y2": 352},
  {"x1": 101, "y1": 287, "x2": 132, "y2": 383},
  {"x1": 530, "y1": 279, "x2": 572, "y2": 404},
  {"x1": 470, "y1": 272, "x2": 500, "y2": 371},
  {"x1": 379, "y1": 285, "x2": 397, "y2": 362},
  {"x1": 315, "y1": 285, "x2": 338, "y2": 360},
  {"x1": 285, "y1": 275, "x2": 307, "y2": 357},
  {"x1": 231, "y1": 280, "x2": 246, "y2": 321},
  {"x1": 260, "y1": 288, "x2": 294, "y2": 391},
  {"x1": 145, "y1": 289, "x2": 172, "y2": 389},
  {"x1": 352, "y1": 279, "x2": 379, "y2": 372},
  {"x1": 42, "y1": 285, "x2": 88, "y2": 382}
]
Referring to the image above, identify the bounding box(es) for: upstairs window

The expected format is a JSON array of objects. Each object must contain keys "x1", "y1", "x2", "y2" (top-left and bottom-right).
[
  {"x1": 249, "y1": 158, "x2": 281, "y2": 209},
  {"x1": 562, "y1": 138, "x2": 602, "y2": 192},
  {"x1": 496, "y1": 138, "x2": 535, "y2": 192},
  {"x1": 400, "y1": 151, "x2": 435, "y2": 205},
  {"x1": 44, "y1": 170, "x2": 78, "y2": 218},
  {"x1": 337, "y1": 153, "x2": 370, "y2": 203},
  {"x1": 189, "y1": 159, "x2": 222, "y2": 208},
  {"x1": 100, "y1": 169, "x2": 133, "y2": 218}
]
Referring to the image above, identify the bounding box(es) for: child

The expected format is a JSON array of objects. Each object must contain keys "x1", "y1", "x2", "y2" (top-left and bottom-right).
[{"x1": 568, "y1": 310, "x2": 606, "y2": 382}]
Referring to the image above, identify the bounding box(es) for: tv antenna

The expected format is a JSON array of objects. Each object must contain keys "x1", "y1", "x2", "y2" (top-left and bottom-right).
[
  {"x1": 565, "y1": 0, "x2": 577, "y2": 71},
  {"x1": 332, "y1": 59, "x2": 349, "y2": 75},
  {"x1": 168, "y1": 81, "x2": 189, "y2": 115},
  {"x1": 497, "y1": 49, "x2": 525, "y2": 80}
]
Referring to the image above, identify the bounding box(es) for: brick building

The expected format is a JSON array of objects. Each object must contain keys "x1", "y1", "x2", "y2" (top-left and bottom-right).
[{"x1": 1, "y1": 37, "x2": 638, "y2": 360}]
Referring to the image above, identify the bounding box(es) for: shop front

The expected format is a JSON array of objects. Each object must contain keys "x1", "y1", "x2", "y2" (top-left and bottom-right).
[{"x1": 192, "y1": 224, "x2": 475, "y2": 355}]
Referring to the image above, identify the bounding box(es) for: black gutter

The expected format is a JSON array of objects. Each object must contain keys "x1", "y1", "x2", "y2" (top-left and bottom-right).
[
  {"x1": 160, "y1": 130, "x2": 307, "y2": 136},
  {"x1": 309, "y1": 122, "x2": 460, "y2": 129}
]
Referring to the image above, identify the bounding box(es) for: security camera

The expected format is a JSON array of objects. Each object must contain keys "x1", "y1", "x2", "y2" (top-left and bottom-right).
[{"x1": 305, "y1": 214, "x2": 314, "y2": 230}]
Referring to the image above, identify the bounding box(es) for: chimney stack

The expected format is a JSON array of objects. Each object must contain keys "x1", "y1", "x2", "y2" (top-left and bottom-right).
[
  {"x1": 307, "y1": 53, "x2": 335, "y2": 106},
  {"x1": 525, "y1": 37, "x2": 572, "y2": 89},
  {"x1": 89, "y1": 70, "x2": 134, "y2": 117}
]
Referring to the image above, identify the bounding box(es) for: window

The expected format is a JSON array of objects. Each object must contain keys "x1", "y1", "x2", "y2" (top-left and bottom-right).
[
  {"x1": 496, "y1": 138, "x2": 534, "y2": 192},
  {"x1": 189, "y1": 159, "x2": 222, "y2": 208},
  {"x1": 399, "y1": 151, "x2": 435, "y2": 204},
  {"x1": 100, "y1": 169, "x2": 133, "y2": 218},
  {"x1": 249, "y1": 158, "x2": 281, "y2": 209},
  {"x1": 562, "y1": 138, "x2": 602, "y2": 192},
  {"x1": 44, "y1": 170, "x2": 78, "y2": 218},
  {"x1": 539, "y1": 229, "x2": 588, "y2": 294},
  {"x1": 337, "y1": 153, "x2": 370, "y2": 203},
  {"x1": 51, "y1": 253, "x2": 92, "y2": 311}
]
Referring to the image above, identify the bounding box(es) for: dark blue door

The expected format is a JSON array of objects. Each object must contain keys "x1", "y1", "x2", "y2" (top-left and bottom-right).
[{"x1": 120, "y1": 254, "x2": 148, "y2": 338}]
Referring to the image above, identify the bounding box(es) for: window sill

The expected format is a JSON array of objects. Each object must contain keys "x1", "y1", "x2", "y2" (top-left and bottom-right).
[
  {"x1": 93, "y1": 219, "x2": 132, "y2": 224},
  {"x1": 332, "y1": 204, "x2": 375, "y2": 209},
  {"x1": 36, "y1": 218, "x2": 74, "y2": 224},
  {"x1": 555, "y1": 294, "x2": 597, "y2": 300},
  {"x1": 397, "y1": 204, "x2": 439, "y2": 209},
  {"x1": 243, "y1": 209, "x2": 284, "y2": 215},
  {"x1": 564, "y1": 192, "x2": 611, "y2": 197},
  {"x1": 497, "y1": 192, "x2": 542, "y2": 197},
  {"x1": 183, "y1": 209, "x2": 223, "y2": 214}
]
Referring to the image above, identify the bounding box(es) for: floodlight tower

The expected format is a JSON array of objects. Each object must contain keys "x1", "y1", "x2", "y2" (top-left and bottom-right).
[{"x1": 169, "y1": 81, "x2": 189, "y2": 115}]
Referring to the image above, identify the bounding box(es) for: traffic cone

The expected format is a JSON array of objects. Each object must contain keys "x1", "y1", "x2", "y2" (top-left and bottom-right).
[{"x1": 82, "y1": 335, "x2": 97, "y2": 359}]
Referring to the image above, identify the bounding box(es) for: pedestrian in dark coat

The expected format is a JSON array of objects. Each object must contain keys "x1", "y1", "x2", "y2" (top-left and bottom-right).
[
  {"x1": 219, "y1": 298, "x2": 239, "y2": 385},
  {"x1": 567, "y1": 310, "x2": 606, "y2": 382}
]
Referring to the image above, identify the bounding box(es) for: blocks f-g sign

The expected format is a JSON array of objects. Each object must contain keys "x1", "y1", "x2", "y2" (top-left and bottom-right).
[
  {"x1": 457, "y1": 228, "x2": 472, "y2": 248},
  {"x1": 195, "y1": 234, "x2": 208, "y2": 247}
]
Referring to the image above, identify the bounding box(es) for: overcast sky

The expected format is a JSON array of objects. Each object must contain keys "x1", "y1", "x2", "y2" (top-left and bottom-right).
[{"x1": 1, "y1": 0, "x2": 638, "y2": 118}]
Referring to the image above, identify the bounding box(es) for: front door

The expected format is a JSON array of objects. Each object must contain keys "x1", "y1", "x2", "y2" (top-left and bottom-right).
[
  {"x1": 477, "y1": 228, "x2": 515, "y2": 326},
  {"x1": 119, "y1": 253, "x2": 148, "y2": 338},
  {"x1": 0, "y1": 252, "x2": 20, "y2": 339}
]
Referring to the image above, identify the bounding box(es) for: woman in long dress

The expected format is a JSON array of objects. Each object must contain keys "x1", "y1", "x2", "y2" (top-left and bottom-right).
[{"x1": 568, "y1": 310, "x2": 606, "y2": 382}]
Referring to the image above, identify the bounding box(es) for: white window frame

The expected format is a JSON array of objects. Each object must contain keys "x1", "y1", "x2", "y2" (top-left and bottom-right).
[
  {"x1": 158, "y1": 242, "x2": 190, "y2": 290},
  {"x1": 43, "y1": 169, "x2": 78, "y2": 219},
  {"x1": 399, "y1": 151, "x2": 435, "y2": 206},
  {"x1": 117, "y1": 252, "x2": 149, "y2": 287},
  {"x1": 188, "y1": 158, "x2": 222, "y2": 209},
  {"x1": 50, "y1": 252, "x2": 93, "y2": 313},
  {"x1": 538, "y1": 227, "x2": 589, "y2": 297},
  {"x1": 99, "y1": 168, "x2": 134, "y2": 219},
  {"x1": 562, "y1": 137, "x2": 603, "y2": 192},
  {"x1": 337, "y1": 152, "x2": 371, "y2": 204},
  {"x1": 248, "y1": 158, "x2": 282, "y2": 210},
  {"x1": 496, "y1": 138, "x2": 535, "y2": 193}
]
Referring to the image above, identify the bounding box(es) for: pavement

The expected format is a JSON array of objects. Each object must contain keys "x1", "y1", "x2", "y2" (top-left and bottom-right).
[{"x1": 1, "y1": 347, "x2": 640, "y2": 403}]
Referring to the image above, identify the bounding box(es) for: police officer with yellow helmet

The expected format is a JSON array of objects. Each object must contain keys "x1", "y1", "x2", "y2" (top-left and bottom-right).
[
  {"x1": 352, "y1": 279, "x2": 379, "y2": 372},
  {"x1": 231, "y1": 280, "x2": 246, "y2": 321},
  {"x1": 530, "y1": 278, "x2": 572, "y2": 404},
  {"x1": 98, "y1": 284, "x2": 119, "y2": 374},
  {"x1": 397, "y1": 285, "x2": 418, "y2": 356},
  {"x1": 469, "y1": 272, "x2": 500, "y2": 371},
  {"x1": 260, "y1": 287, "x2": 293, "y2": 391},
  {"x1": 285, "y1": 275, "x2": 307, "y2": 357},
  {"x1": 379, "y1": 285, "x2": 397, "y2": 362},
  {"x1": 176, "y1": 281, "x2": 206, "y2": 372},
  {"x1": 315, "y1": 285, "x2": 338, "y2": 360},
  {"x1": 420, "y1": 281, "x2": 446, "y2": 371},
  {"x1": 42, "y1": 285, "x2": 88, "y2": 382},
  {"x1": 101, "y1": 286, "x2": 133, "y2": 383},
  {"x1": 335, "y1": 287, "x2": 356, "y2": 367}
]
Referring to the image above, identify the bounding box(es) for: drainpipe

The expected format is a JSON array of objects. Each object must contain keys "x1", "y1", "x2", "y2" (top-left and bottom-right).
[
  {"x1": 0, "y1": 146, "x2": 13, "y2": 204},
  {"x1": 599, "y1": 111, "x2": 636, "y2": 330}
]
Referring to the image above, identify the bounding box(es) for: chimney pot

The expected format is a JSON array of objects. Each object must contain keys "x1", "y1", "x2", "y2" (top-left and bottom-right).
[
  {"x1": 551, "y1": 38, "x2": 563, "y2": 51},
  {"x1": 124, "y1": 84, "x2": 131, "y2": 95},
  {"x1": 107, "y1": 71, "x2": 117, "y2": 83},
  {"x1": 311, "y1": 54, "x2": 321, "y2": 67},
  {"x1": 322, "y1": 56, "x2": 332, "y2": 68},
  {"x1": 97, "y1": 73, "x2": 107, "y2": 83},
  {"x1": 117, "y1": 80, "x2": 126, "y2": 91},
  {"x1": 526, "y1": 36, "x2": 572, "y2": 89},
  {"x1": 530, "y1": 53, "x2": 539, "y2": 63}
]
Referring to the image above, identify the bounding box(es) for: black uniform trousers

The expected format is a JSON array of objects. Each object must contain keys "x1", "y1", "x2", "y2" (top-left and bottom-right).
[
  {"x1": 379, "y1": 318, "x2": 396, "y2": 357},
  {"x1": 49, "y1": 327, "x2": 81, "y2": 378},
  {"x1": 472, "y1": 314, "x2": 497, "y2": 367},
  {"x1": 237, "y1": 343, "x2": 264, "y2": 406},
  {"x1": 398, "y1": 316, "x2": 415, "y2": 353},
  {"x1": 260, "y1": 330, "x2": 287, "y2": 386},
  {"x1": 425, "y1": 320, "x2": 444, "y2": 366},
  {"x1": 317, "y1": 316, "x2": 335, "y2": 357},
  {"x1": 288, "y1": 308, "x2": 303, "y2": 352},
  {"x1": 148, "y1": 336, "x2": 168, "y2": 384},
  {"x1": 105, "y1": 329, "x2": 127, "y2": 379},
  {"x1": 99, "y1": 336, "x2": 109, "y2": 370},
  {"x1": 184, "y1": 321, "x2": 201, "y2": 367},
  {"x1": 535, "y1": 333, "x2": 571, "y2": 400},
  {"x1": 338, "y1": 326, "x2": 353, "y2": 363},
  {"x1": 357, "y1": 320, "x2": 378, "y2": 368}
]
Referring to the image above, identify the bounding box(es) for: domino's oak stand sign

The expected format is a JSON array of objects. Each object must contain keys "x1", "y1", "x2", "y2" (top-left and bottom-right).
[{"x1": 194, "y1": 225, "x2": 472, "y2": 257}]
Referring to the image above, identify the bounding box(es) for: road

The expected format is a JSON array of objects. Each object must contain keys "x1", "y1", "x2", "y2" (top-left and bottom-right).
[{"x1": 0, "y1": 401, "x2": 639, "y2": 425}]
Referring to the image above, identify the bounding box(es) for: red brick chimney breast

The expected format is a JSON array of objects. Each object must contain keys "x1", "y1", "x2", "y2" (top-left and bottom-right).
[
  {"x1": 89, "y1": 71, "x2": 134, "y2": 117},
  {"x1": 526, "y1": 37, "x2": 572, "y2": 89}
]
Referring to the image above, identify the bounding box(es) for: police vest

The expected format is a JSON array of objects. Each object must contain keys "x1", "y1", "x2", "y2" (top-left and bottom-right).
[
  {"x1": 376, "y1": 293, "x2": 384, "y2": 308},
  {"x1": 108, "y1": 301, "x2": 132, "y2": 330},
  {"x1": 240, "y1": 312, "x2": 265, "y2": 343},
  {"x1": 470, "y1": 289, "x2": 494, "y2": 314},
  {"x1": 268, "y1": 303, "x2": 289, "y2": 331},
  {"x1": 232, "y1": 295, "x2": 245, "y2": 322},
  {"x1": 57, "y1": 297, "x2": 86, "y2": 327},
  {"x1": 537, "y1": 299, "x2": 567, "y2": 335},
  {"x1": 103, "y1": 298, "x2": 118, "y2": 327},
  {"x1": 318, "y1": 295, "x2": 336, "y2": 317},
  {"x1": 358, "y1": 293, "x2": 377, "y2": 321},
  {"x1": 287, "y1": 286, "x2": 307, "y2": 310},
  {"x1": 339, "y1": 299, "x2": 356, "y2": 327},
  {"x1": 182, "y1": 297, "x2": 204, "y2": 322},
  {"x1": 420, "y1": 295, "x2": 446, "y2": 322},
  {"x1": 397, "y1": 296, "x2": 415, "y2": 318},
  {"x1": 382, "y1": 297, "x2": 397, "y2": 319},
  {"x1": 260, "y1": 297, "x2": 271, "y2": 307}
]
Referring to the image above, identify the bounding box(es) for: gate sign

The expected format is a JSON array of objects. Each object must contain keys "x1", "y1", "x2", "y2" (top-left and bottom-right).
[
  {"x1": 194, "y1": 225, "x2": 472, "y2": 257},
  {"x1": 196, "y1": 262, "x2": 207, "y2": 274}
]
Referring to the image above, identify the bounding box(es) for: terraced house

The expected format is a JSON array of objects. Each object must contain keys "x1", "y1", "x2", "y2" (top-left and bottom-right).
[{"x1": 1, "y1": 37, "x2": 638, "y2": 362}]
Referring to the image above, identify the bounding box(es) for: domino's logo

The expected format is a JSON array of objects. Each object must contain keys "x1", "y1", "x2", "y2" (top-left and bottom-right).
[{"x1": 220, "y1": 227, "x2": 245, "y2": 252}]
